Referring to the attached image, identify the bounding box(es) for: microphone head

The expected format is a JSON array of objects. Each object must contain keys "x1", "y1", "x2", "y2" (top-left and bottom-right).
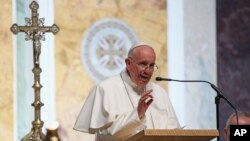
[
  {"x1": 155, "y1": 77, "x2": 162, "y2": 81},
  {"x1": 155, "y1": 77, "x2": 173, "y2": 81}
]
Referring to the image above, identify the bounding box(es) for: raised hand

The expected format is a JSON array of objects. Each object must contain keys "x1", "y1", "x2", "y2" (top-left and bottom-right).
[{"x1": 137, "y1": 90, "x2": 153, "y2": 119}]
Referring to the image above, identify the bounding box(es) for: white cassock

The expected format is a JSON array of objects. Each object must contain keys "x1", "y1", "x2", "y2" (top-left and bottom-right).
[{"x1": 74, "y1": 69, "x2": 180, "y2": 141}]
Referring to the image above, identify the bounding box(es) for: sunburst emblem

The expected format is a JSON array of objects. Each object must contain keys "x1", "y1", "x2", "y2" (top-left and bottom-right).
[{"x1": 81, "y1": 18, "x2": 138, "y2": 82}]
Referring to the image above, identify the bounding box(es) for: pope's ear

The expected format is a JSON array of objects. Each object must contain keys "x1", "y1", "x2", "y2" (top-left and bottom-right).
[{"x1": 125, "y1": 58, "x2": 130, "y2": 64}]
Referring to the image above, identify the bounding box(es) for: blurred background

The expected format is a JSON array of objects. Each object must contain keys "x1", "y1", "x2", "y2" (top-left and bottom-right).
[{"x1": 1, "y1": 0, "x2": 250, "y2": 141}]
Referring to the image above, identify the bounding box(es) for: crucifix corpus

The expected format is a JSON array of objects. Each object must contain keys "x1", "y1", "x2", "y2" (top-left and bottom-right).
[{"x1": 10, "y1": 1, "x2": 59, "y2": 141}]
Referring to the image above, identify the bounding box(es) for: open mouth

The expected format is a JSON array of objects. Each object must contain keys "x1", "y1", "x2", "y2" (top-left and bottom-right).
[{"x1": 139, "y1": 74, "x2": 150, "y2": 82}]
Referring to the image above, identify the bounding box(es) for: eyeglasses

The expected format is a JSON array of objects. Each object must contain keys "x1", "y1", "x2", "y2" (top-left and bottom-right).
[{"x1": 129, "y1": 57, "x2": 158, "y2": 72}]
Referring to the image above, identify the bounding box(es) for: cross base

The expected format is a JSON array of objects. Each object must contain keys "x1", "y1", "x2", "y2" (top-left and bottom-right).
[{"x1": 21, "y1": 129, "x2": 46, "y2": 141}]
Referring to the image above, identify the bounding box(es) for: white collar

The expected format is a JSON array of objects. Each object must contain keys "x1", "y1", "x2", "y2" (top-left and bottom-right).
[{"x1": 120, "y1": 69, "x2": 151, "y2": 95}]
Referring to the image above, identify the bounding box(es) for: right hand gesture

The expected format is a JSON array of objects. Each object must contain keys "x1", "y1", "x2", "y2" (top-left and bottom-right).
[{"x1": 137, "y1": 90, "x2": 153, "y2": 119}]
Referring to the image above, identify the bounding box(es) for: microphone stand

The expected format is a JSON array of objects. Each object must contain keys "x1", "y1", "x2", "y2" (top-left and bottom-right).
[
  {"x1": 208, "y1": 83, "x2": 238, "y2": 141},
  {"x1": 156, "y1": 77, "x2": 238, "y2": 141},
  {"x1": 215, "y1": 95, "x2": 220, "y2": 141},
  {"x1": 211, "y1": 84, "x2": 226, "y2": 141}
]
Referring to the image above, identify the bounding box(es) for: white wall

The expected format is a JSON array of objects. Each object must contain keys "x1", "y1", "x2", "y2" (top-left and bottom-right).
[{"x1": 168, "y1": 0, "x2": 217, "y2": 130}]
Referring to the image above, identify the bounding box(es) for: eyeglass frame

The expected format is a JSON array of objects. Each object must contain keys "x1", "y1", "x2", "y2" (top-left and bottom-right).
[{"x1": 128, "y1": 57, "x2": 158, "y2": 72}]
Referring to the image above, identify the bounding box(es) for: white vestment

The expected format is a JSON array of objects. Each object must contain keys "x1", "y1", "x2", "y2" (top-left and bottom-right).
[{"x1": 74, "y1": 70, "x2": 180, "y2": 141}]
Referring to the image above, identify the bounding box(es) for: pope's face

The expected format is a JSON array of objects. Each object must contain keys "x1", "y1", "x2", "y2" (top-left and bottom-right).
[{"x1": 126, "y1": 46, "x2": 156, "y2": 87}]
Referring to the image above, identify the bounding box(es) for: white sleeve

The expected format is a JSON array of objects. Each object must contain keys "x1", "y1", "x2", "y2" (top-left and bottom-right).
[
  {"x1": 97, "y1": 108, "x2": 147, "y2": 141},
  {"x1": 74, "y1": 84, "x2": 147, "y2": 140}
]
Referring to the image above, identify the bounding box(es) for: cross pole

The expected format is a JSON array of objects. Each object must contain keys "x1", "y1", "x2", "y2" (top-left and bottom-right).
[{"x1": 10, "y1": 1, "x2": 59, "y2": 141}]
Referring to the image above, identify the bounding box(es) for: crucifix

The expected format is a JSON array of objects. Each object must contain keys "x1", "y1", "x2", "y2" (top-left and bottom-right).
[{"x1": 10, "y1": 1, "x2": 59, "y2": 141}]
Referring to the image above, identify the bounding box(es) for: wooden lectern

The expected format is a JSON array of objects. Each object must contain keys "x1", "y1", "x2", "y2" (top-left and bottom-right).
[{"x1": 126, "y1": 129, "x2": 219, "y2": 141}]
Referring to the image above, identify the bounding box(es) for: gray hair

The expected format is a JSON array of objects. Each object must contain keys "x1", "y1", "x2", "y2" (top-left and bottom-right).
[
  {"x1": 225, "y1": 111, "x2": 250, "y2": 129},
  {"x1": 127, "y1": 43, "x2": 153, "y2": 58}
]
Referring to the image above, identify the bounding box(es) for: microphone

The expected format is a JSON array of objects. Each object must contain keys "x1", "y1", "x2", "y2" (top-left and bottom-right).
[
  {"x1": 156, "y1": 76, "x2": 239, "y2": 129},
  {"x1": 156, "y1": 77, "x2": 215, "y2": 84},
  {"x1": 155, "y1": 77, "x2": 237, "y2": 112}
]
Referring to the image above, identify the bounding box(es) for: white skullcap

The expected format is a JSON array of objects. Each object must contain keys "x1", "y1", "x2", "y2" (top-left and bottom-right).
[{"x1": 128, "y1": 42, "x2": 153, "y2": 56}]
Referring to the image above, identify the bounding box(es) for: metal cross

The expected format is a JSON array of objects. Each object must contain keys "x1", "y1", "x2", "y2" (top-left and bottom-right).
[
  {"x1": 10, "y1": 1, "x2": 59, "y2": 141},
  {"x1": 11, "y1": 1, "x2": 59, "y2": 65}
]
